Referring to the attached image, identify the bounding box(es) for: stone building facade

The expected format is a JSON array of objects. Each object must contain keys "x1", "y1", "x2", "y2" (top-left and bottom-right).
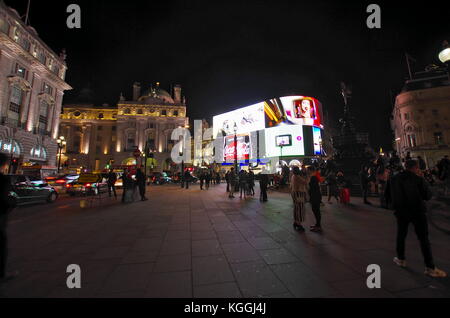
[
  {"x1": 60, "y1": 83, "x2": 189, "y2": 172},
  {"x1": 0, "y1": 2, "x2": 71, "y2": 173},
  {"x1": 391, "y1": 68, "x2": 450, "y2": 168}
]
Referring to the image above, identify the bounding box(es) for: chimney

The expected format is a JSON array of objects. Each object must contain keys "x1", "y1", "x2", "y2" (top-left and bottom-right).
[
  {"x1": 132, "y1": 82, "x2": 141, "y2": 101},
  {"x1": 173, "y1": 84, "x2": 182, "y2": 103}
]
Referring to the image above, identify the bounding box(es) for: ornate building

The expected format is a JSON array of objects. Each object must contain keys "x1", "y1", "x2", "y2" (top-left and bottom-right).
[
  {"x1": 391, "y1": 67, "x2": 450, "y2": 168},
  {"x1": 60, "y1": 82, "x2": 188, "y2": 172},
  {"x1": 0, "y1": 2, "x2": 71, "y2": 173}
]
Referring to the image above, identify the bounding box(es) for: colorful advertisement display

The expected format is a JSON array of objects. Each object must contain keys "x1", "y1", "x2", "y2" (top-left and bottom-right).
[
  {"x1": 264, "y1": 125, "x2": 304, "y2": 158},
  {"x1": 313, "y1": 126, "x2": 322, "y2": 155},
  {"x1": 223, "y1": 134, "x2": 251, "y2": 162},
  {"x1": 213, "y1": 102, "x2": 265, "y2": 137}
]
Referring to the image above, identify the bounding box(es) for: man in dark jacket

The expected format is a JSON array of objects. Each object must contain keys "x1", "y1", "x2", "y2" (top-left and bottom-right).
[
  {"x1": 385, "y1": 160, "x2": 446, "y2": 278},
  {"x1": 259, "y1": 171, "x2": 269, "y2": 202},
  {"x1": 135, "y1": 168, "x2": 147, "y2": 201},
  {"x1": 359, "y1": 166, "x2": 371, "y2": 205},
  {"x1": 183, "y1": 170, "x2": 191, "y2": 189},
  {"x1": 308, "y1": 167, "x2": 322, "y2": 232},
  {"x1": 107, "y1": 169, "x2": 117, "y2": 198},
  {"x1": 0, "y1": 153, "x2": 18, "y2": 283}
]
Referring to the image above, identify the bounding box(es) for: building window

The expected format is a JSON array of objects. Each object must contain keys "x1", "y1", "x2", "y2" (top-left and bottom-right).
[
  {"x1": 14, "y1": 29, "x2": 31, "y2": 52},
  {"x1": 43, "y1": 83, "x2": 53, "y2": 95},
  {"x1": 38, "y1": 101, "x2": 49, "y2": 132},
  {"x1": 404, "y1": 113, "x2": 409, "y2": 120},
  {"x1": 97, "y1": 135, "x2": 102, "y2": 142},
  {"x1": 161, "y1": 110, "x2": 167, "y2": 116},
  {"x1": 434, "y1": 132, "x2": 443, "y2": 145},
  {"x1": 407, "y1": 134, "x2": 417, "y2": 148},
  {"x1": 173, "y1": 110, "x2": 179, "y2": 116},
  {"x1": 30, "y1": 145, "x2": 47, "y2": 160},
  {"x1": 8, "y1": 85, "x2": 23, "y2": 125},
  {"x1": 112, "y1": 126, "x2": 116, "y2": 131},
  {"x1": 15, "y1": 64, "x2": 27, "y2": 78},
  {"x1": 73, "y1": 135, "x2": 81, "y2": 152},
  {"x1": 98, "y1": 113, "x2": 104, "y2": 119},
  {"x1": 124, "y1": 108, "x2": 131, "y2": 114},
  {"x1": 96, "y1": 146, "x2": 101, "y2": 154},
  {"x1": 126, "y1": 132, "x2": 135, "y2": 150},
  {"x1": 137, "y1": 109, "x2": 143, "y2": 114},
  {"x1": 98, "y1": 126, "x2": 103, "y2": 131}
]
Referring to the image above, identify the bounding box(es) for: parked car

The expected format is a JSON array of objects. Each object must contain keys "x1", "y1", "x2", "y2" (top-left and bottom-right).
[
  {"x1": 66, "y1": 173, "x2": 107, "y2": 196},
  {"x1": 150, "y1": 172, "x2": 172, "y2": 185},
  {"x1": 6, "y1": 175, "x2": 58, "y2": 206}
]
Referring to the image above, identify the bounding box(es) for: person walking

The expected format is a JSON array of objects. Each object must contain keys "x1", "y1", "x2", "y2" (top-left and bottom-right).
[
  {"x1": 248, "y1": 170, "x2": 255, "y2": 196},
  {"x1": 325, "y1": 172, "x2": 339, "y2": 203},
  {"x1": 216, "y1": 172, "x2": 221, "y2": 185},
  {"x1": 225, "y1": 171, "x2": 230, "y2": 192},
  {"x1": 184, "y1": 170, "x2": 191, "y2": 189},
  {"x1": 135, "y1": 168, "x2": 147, "y2": 201},
  {"x1": 290, "y1": 166, "x2": 308, "y2": 231},
  {"x1": 228, "y1": 167, "x2": 236, "y2": 198},
  {"x1": 239, "y1": 170, "x2": 247, "y2": 199},
  {"x1": 199, "y1": 171, "x2": 204, "y2": 190},
  {"x1": 0, "y1": 154, "x2": 18, "y2": 284},
  {"x1": 107, "y1": 169, "x2": 117, "y2": 198},
  {"x1": 205, "y1": 171, "x2": 211, "y2": 190},
  {"x1": 121, "y1": 169, "x2": 132, "y2": 203},
  {"x1": 386, "y1": 159, "x2": 447, "y2": 278},
  {"x1": 308, "y1": 167, "x2": 323, "y2": 232},
  {"x1": 359, "y1": 166, "x2": 371, "y2": 205},
  {"x1": 337, "y1": 171, "x2": 350, "y2": 204},
  {"x1": 259, "y1": 171, "x2": 269, "y2": 202}
]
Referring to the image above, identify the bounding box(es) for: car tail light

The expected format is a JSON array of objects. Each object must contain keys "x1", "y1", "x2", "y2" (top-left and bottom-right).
[
  {"x1": 85, "y1": 183, "x2": 91, "y2": 187},
  {"x1": 56, "y1": 179, "x2": 66, "y2": 184},
  {"x1": 66, "y1": 184, "x2": 71, "y2": 188}
]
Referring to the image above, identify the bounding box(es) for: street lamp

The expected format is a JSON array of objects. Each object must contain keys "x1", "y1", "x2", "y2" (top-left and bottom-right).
[
  {"x1": 439, "y1": 40, "x2": 450, "y2": 79},
  {"x1": 56, "y1": 136, "x2": 66, "y2": 173}
]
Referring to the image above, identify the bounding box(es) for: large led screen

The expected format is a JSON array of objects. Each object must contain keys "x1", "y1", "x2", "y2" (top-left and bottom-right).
[
  {"x1": 264, "y1": 125, "x2": 304, "y2": 158},
  {"x1": 223, "y1": 134, "x2": 251, "y2": 162},
  {"x1": 313, "y1": 126, "x2": 322, "y2": 155},
  {"x1": 213, "y1": 102, "x2": 265, "y2": 137}
]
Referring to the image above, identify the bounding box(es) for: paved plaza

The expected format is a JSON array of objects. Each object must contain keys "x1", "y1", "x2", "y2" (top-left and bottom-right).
[{"x1": 1, "y1": 183, "x2": 450, "y2": 298}]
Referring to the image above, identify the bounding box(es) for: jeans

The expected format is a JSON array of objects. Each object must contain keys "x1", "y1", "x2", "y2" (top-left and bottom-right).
[
  {"x1": 311, "y1": 202, "x2": 321, "y2": 227},
  {"x1": 396, "y1": 213, "x2": 435, "y2": 269},
  {"x1": 108, "y1": 183, "x2": 117, "y2": 198}
]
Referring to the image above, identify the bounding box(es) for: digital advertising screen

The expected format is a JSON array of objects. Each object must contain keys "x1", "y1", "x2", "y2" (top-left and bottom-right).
[
  {"x1": 279, "y1": 96, "x2": 323, "y2": 128},
  {"x1": 213, "y1": 102, "x2": 265, "y2": 137},
  {"x1": 313, "y1": 126, "x2": 323, "y2": 155},
  {"x1": 223, "y1": 134, "x2": 251, "y2": 162},
  {"x1": 264, "y1": 125, "x2": 304, "y2": 158}
]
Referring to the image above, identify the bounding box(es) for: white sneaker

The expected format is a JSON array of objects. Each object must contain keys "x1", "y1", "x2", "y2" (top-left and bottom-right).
[
  {"x1": 424, "y1": 267, "x2": 447, "y2": 278},
  {"x1": 393, "y1": 257, "x2": 407, "y2": 268}
]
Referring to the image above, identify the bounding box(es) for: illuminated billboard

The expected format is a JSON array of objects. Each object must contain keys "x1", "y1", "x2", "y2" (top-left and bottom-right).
[
  {"x1": 213, "y1": 102, "x2": 265, "y2": 137},
  {"x1": 264, "y1": 125, "x2": 304, "y2": 157},
  {"x1": 313, "y1": 126, "x2": 322, "y2": 155},
  {"x1": 223, "y1": 134, "x2": 251, "y2": 162}
]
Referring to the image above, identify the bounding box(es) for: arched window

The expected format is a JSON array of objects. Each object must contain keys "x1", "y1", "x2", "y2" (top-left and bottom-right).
[
  {"x1": 30, "y1": 145, "x2": 47, "y2": 160},
  {"x1": 0, "y1": 139, "x2": 21, "y2": 156},
  {"x1": 73, "y1": 135, "x2": 81, "y2": 153},
  {"x1": 98, "y1": 113, "x2": 104, "y2": 119}
]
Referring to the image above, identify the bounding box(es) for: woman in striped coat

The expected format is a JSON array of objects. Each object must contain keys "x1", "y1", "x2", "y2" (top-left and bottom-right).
[{"x1": 290, "y1": 166, "x2": 308, "y2": 231}]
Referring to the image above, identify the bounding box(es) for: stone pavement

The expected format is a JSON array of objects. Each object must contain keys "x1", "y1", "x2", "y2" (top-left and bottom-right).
[{"x1": 1, "y1": 182, "x2": 450, "y2": 298}]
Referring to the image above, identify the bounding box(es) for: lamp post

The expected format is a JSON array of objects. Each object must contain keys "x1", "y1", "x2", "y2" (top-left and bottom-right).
[
  {"x1": 56, "y1": 136, "x2": 66, "y2": 173},
  {"x1": 439, "y1": 40, "x2": 450, "y2": 80}
]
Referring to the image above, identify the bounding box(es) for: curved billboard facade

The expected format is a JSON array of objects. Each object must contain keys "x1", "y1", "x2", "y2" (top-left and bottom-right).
[{"x1": 213, "y1": 95, "x2": 324, "y2": 163}]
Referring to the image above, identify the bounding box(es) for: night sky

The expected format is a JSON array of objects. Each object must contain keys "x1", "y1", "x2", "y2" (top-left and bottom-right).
[{"x1": 6, "y1": 0, "x2": 450, "y2": 151}]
